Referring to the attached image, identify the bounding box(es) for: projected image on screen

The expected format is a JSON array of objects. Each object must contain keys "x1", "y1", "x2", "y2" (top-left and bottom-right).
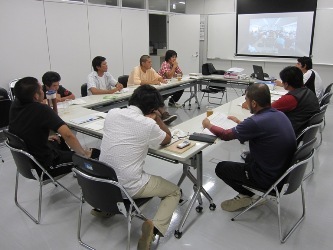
[
  {"x1": 237, "y1": 12, "x2": 314, "y2": 57},
  {"x1": 248, "y1": 17, "x2": 297, "y2": 55}
]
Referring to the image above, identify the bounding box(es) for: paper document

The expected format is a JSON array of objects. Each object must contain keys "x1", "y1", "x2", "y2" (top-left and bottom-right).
[
  {"x1": 70, "y1": 114, "x2": 101, "y2": 125},
  {"x1": 227, "y1": 67, "x2": 244, "y2": 73},
  {"x1": 71, "y1": 98, "x2": 86, "y2": 105},
  {"x1": 83, "y1": 119, "x2": 105, "y2": 131},
  {"x1": 203, "y1": 112, "x2": 237, "y2": 135},
  {"x1": 271, "y1": 90, "x2": 287, "y2": 96}
]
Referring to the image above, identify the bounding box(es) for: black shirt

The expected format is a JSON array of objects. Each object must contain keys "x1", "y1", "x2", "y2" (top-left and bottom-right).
[{"x1": 9, "y1": 99, "x2": 65, "y2": 167}]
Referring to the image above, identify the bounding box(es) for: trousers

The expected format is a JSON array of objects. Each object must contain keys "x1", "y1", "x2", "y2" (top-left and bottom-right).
[{"x1": 133, "y1": 175, "x2": 181, "y2": 236}]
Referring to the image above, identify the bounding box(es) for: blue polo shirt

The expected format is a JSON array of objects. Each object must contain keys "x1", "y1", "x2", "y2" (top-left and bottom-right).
[{"x1": 232, "y1": 107, "x2": 296, "y2": 188}]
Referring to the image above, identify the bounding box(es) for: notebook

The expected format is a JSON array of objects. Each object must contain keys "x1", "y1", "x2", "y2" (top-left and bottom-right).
[{"x1": 253, "y1": 65, "x2": 270, "y2": 81}]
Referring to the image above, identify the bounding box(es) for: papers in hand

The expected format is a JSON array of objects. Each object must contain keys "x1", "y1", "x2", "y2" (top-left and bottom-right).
[{"x1": 203, "y1": 112, "x2": 237, "y2": 135}]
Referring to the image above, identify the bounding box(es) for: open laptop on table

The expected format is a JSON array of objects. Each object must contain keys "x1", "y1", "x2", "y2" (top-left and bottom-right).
[{"x1": 253, "y1": 65, "x2": 270, "y2": 81}]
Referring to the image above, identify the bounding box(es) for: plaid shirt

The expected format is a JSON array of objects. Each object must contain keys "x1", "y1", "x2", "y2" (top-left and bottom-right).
[{"x1": 158, "y1": 61, "x2": 182, "y2": 79}]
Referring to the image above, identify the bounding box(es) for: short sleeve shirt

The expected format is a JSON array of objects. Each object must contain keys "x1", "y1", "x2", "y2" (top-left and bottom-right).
[
  {"x1": 87, "y1": 71, "x2": 117, "y2": 95},
  {"x1": 9, "y1": 99, "x2": 66, "y2": 167},
  {"x1": 158, "y1": 61, "x2": 182, "y2": 79},
  {"x1": 99, "y1": 106, "x2": 166, "y2": 196}
]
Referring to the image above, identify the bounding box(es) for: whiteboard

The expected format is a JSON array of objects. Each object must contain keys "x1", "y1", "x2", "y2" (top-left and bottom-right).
[{"x1": 207, "y1": 14, "x2": 236, "y2": 60}]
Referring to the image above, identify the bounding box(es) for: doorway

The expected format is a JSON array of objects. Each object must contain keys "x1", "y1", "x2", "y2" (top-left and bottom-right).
[{"x1": 149, "y1": 14, "x2": 167, "y2": 70}]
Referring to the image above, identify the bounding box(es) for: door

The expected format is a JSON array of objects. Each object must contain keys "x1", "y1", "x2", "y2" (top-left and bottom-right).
[{"x1": 169, "y1": 14, "x2": 200, "y2": 74}]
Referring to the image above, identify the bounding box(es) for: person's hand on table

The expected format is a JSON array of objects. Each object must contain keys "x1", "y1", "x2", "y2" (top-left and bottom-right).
[
  {"x1": 275, "y1": 80, "x2": 283, "y2": 87},
  {"x1": 116, "y1": 83, "x2": 123, "y2": 91}
]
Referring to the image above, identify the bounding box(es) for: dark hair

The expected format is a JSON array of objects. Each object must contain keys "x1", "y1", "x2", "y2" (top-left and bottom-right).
[
  {"x1": 279, "y1": 66, "x2": 304, "y2": 88},
  {"x1": 92, "y1": 56, "x2": 106, "y2": 71},
  {"x1": 297, "y1": 56, "x2": 312, "y2": 70},
  {"x1": 14, "y1": 77, "x2": 40, "y2": 103},
  {"x1": 246, "y1": 83, "x2": 271, "y2": 107},
  {"x1": 165, "y1": 50, "x2": 177, "y2": 62},
  {"x1": 140, "y1": 55, "x2": 150, "y2": 66},
  {"x1": 128, "y1": 85, "x2": 164, "y2": 115},
  {"x1": 42, "y1": 71, "x2": 61, "y2": 87}
]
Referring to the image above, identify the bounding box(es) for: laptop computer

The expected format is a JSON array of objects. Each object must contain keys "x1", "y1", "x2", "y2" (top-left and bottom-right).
[{"x1": 253, "y1": 65, "x2": 270, "y2": 81}]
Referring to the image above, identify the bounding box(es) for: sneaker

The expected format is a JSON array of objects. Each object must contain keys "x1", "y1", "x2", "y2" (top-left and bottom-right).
[
  {"x1": 168, "y1": 102, "x2": 183, "y2": 108},
  {"x1": 161, "y1": 112, "x2": 177, "y2": 125},
  {"x1": 137, "y1": 220, "x2": 155, "y2": 250},
  {"x1": 221, "y1": 194, "x2": 266, "y2": 212},
  {"x1": 90, "y1": 208, "x2": 115, "y2": 218}
]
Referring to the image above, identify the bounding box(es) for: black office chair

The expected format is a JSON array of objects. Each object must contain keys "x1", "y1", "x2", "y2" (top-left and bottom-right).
[
  {"x1": 72, "y1": 154, "x2": 152, "y2": 250},
  {"x1": 118, "y1": 75, "x2": 129, "y2": 88},
  {"x1": 323, "y1": 82, "x2": 333, "y2": 96},
  {"x1": 0, "y1": 88, "x2": 12, "y2": 163},
  {"x1": 296, "y1": 110, "x2": 325, "y2": 180},
  {"x1": 81, "y1": 83, "x2": 88, "y2": 97},
  {"x1": 231, "y1": 138, "x2": 317, "y2": 243},
  {"x1": 201, "y1": 63, "x2": 228, "y2": 105},
  {"x1": 319, "y1": 92, "x2": 332, "y2": 130},
  {"x1": 4, "y1": 130, "x2": 79, "y2": 224}
]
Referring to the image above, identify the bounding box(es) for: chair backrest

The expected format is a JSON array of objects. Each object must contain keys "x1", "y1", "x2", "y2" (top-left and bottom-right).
[
  {"x1": 202, "y1": 63, "x2": 216, "y2": 75},
  {"x1": 324, "y1": 83, "x2": 333, "y2": 95},
  {"x1": 8, "y1": 78, "x2": 20, "y2": 100},
  {"x1": 3, "y1": 130, "x2": 40, "y2": 180},
  {"x1": 118, "y1": 75, "x2": 129, "y2": 88},
  {"x1": 81, "y1": 83, "x2": 87, "y2": 97},
  {"x1": 0, "y1": 88, "x2": 12, "y2": 128},
  {"x1": 296, "y1": 109, "x2": 325, "y2": 145},
  {"x1": 72, "y1": 154, "x2": 125, "y2": 213},
  {"x1": 283, "y1": 138, "x2": 316, "y2": 195},
  {"x1": 320, "y1": 92, "x2": 332, "y2": 107}
]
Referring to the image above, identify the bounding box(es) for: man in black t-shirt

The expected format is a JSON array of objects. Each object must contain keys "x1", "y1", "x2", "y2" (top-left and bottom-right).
[
  {"x1": 42, "y1": 71, "x2": 75, "y2": 103},
  {"x1": 9, "y1": 77, "x2": 91, "y2": 177}
]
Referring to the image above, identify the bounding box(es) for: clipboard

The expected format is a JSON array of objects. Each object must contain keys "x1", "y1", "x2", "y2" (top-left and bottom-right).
[{"x1": 164, "y1": 139, "x2": 196, "y2": 154}]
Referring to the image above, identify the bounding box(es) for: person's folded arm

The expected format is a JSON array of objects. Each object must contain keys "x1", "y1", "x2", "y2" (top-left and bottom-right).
[{"x1": 272, "y1": 95, "x2": 297, "y2": 112}]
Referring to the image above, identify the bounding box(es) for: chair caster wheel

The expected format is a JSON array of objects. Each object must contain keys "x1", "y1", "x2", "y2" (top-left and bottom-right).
[
  {"x1": 196, "y1": 206, "x2": 203, "y2": 213},
  {"x1": 189, "y1": 103, "x2": 192, "y2": 106},
  {"x1": 197, "y1": 106, "x2": 201, "y2": 109},
  {"x1": 174, "y1": 230, "x2": 183, "y2": 239},
  {"x1": 209, "y1": 203, "x2": 216, "y2": 211}
]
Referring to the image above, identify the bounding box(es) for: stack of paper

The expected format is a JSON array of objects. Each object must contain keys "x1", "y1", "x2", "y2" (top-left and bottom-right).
[{"x1": 203, "y1": 112, "x2": 237, "y2": 135}]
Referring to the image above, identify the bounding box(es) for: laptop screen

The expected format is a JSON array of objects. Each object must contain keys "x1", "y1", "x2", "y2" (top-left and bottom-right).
[{"x1": 253, "y1": 65, "x2": 265, "y2": 80}]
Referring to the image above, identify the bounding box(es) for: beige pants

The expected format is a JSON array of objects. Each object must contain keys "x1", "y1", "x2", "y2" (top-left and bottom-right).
[{"x1": 133, "y1": 175, "x2": 181, "y2": 236}]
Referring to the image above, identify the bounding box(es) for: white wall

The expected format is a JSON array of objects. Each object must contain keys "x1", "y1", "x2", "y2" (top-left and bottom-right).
[
  {"x1": 0, "y1": 0, "x2": 148, "y2": 96},
  {"x1": 0, "y1": 0, "x2": 50, "y2": 87}
]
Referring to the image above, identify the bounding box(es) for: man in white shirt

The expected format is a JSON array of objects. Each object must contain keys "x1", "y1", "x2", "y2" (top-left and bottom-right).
[
  {"x1": 128, "y1": 55, "x2": 177, "y2": 125},
  {"x1": 99, "y1": 85, "x2": 181, "y2": 250},
  {"x1": 87, "y1": 56, "x2": 123, "y2": 95},
  {"x1": 296, "y1": 56, "x2": 324, "y2": 100}
]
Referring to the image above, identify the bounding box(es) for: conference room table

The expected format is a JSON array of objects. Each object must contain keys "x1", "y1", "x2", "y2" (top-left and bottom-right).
[{"x1": 59, "y1": 82, "x2": 286, "y2": 238}]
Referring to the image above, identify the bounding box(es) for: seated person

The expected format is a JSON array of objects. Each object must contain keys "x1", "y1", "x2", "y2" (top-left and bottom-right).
[
  {"x1": 243, "y1": 66, "x2": 320, "y2": 136},
  {"x1": 9, "y1": 77, "x2": 96, "y2": 177},
  {"x1": 275, "y1": 57, "x2": 324, "y2": 100},
  {"x1": 202, "y1": 83, "x2": 296, "y2": 212},
  {"x1": 128, "y1": 55, "x2": 177, "y2": 125},
  {"x1": 42, "y1": 71, "x2": 75, "y2": 102},
  {"x1": 87, "y1": 56, "x2": 123, "y2": 95},
  {"x1": 158, "y1": 50, "x2": 184, "y2": 108},
  {"x1": 99, "y1": 85, "x2": 181, "y2": 249}
]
